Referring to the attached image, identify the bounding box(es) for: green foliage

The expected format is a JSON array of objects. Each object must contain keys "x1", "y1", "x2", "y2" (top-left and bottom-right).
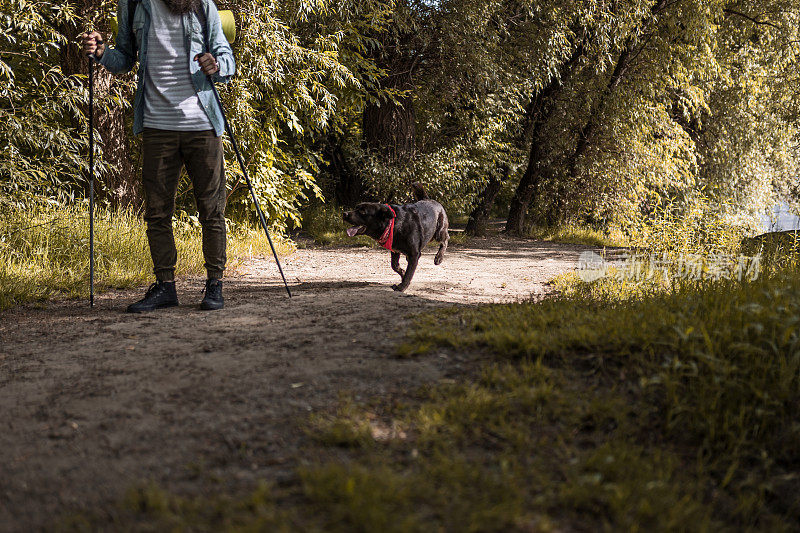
[
  {"x1": 625, "y1": 192, "x2": 748, "y2": 255},
  {"x1": 220, "y1": 0, "x2": 393, "y2": 228},
  {"x1": 3, "y1": 0, "x2": 798, "y2": 234},
  {"x1": 702, "y1": 1, "x2": 800, "y2": 221},
  {"x1": 350, "y1": 141, "x2": 509, "y2": 214},
  {"x1": 742, "y1": 230, "x2": 800, "y2": 278},
  {"x1": 0, "y1": 0, "x2": 115, "y2": 203},
  {"x1": 1, "y1": 0, "x2": 396, "y2": 231},
  {"x1": 528, "y1": 191, "x2": 745, "y2": 251},
  {"x1": 334, "y1": 0, "x2": 800, "y2": 230}
]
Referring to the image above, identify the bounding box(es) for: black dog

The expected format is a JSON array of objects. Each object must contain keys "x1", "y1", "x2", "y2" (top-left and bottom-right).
[{"x1": 344, "y1": 184, "x2": 449, "y2": 292}]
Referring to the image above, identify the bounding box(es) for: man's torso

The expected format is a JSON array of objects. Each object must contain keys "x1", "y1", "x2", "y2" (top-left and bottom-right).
[{"x1": 143, "y1": 0, "x2": 212, "y2": 131}]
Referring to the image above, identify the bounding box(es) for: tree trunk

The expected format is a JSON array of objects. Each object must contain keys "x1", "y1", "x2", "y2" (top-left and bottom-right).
[
  {"x1": 361, "y1": 7, "x2": 419, "y2": 172},
  {"x1": 506, "y1": 163, "x2": 540, "y2": 233},
  {"x1": 362, "y1": 93, "x2": 416, "y2": 164},
  {"x1": 505, "y1": 44, "x2": 585, "y2": 234},
  {"x1": 564, "y1": 45, "x2": 633, "y2": 184},
  {"x1": 322, "y1": 135, "x2": 367, "y2": 207},
  {"x1": 466, "y1": 165, "x2": 509, "y2": 236},
  {"x1": 60, "y1": 0, "x2": 141, "y2": 209}
]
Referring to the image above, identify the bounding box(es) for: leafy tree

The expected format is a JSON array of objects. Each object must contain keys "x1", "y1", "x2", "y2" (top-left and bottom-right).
[
  {"x1": 0, "y1": 0, "x2": 116, "y2": 205},
  {"x1": 524, "y1": 0, "x2": 799, "y2": 232},
  {"x1": 1, "y1": 0, "x2": 393, "y2": 230},
  {"x1": 2, "y1": 0, "x2": 797, "y2": 239},
  {"x1": 60, "y1": 0, "x2": 139, "y2": 207},
  {"x1": 699, "y1": 0, "x2": 800, "y2": 226},
  {"x1": 219, "y1": 0, "x2": 393, "y2": 227}
]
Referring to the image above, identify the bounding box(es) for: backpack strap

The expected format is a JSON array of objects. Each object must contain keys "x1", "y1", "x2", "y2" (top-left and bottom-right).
[{"x1": 128, "y1": 0, "x2": 142, "y2": 53}]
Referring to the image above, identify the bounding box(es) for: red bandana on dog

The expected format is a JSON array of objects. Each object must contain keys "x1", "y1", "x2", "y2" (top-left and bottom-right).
[{"x1": 377, "y1": 205, "x2": 396, "y2": 251}]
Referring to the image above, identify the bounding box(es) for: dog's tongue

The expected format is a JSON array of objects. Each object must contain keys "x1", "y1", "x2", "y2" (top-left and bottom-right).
[{"x1": 346, "y1": 226, "x2": 364, "y2": 237}]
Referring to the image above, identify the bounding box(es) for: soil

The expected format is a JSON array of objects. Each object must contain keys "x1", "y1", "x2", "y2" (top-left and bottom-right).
[{"x1": 0, "y1": 235, "x2": 588, "y2": 531}]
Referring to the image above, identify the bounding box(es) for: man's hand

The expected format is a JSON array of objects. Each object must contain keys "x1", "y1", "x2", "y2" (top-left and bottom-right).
[
  {"x1": 81, "y1": 31, "x2": 105, "y2": 58},
  {"x1": 194, "y1": 53, "x2": 219, "y2": 76}
]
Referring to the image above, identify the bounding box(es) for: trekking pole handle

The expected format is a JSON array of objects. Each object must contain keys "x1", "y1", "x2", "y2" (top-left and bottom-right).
[{"x1": 84, "y1": 32, "x2": 104, "y2": 59}]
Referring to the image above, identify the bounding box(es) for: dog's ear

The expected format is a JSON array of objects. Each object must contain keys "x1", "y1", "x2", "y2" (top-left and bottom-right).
[{"x1": 380, "y1": 204, "x2": 395, "y2": 220}]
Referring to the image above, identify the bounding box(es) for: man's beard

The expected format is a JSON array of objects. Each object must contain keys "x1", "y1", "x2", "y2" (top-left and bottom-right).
[{"x1": 162, "y1": 0, "x2": 202, "y2": 15}]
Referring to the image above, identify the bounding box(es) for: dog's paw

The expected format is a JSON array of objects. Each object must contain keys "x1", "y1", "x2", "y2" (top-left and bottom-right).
[
  {"x1": 391, "y1": 284, "x2": 407, "y2": 292},
  {"x1": 434, "y1": 255, "x2": 444, "y2": 265}
]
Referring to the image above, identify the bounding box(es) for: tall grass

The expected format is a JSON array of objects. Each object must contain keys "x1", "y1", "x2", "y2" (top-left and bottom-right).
[
  {"x1": 395, "y1": 258, "x2": 800, "y2": 528},
  {"x1": 528, "y1": 224, "x2": 628, "y2": 247},
  {"x1": 626, "y1": 197, "x2": 746, "y2": 255},
  {"x1": 0, "y1": 203, "x2": 294, "y2": 310},
  {"x1": 743, "y1": 230, "x2": 800, "y2": 277}
]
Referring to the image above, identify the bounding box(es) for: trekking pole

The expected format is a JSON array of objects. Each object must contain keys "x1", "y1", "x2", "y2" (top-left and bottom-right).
[
  {"x1": 209, "y1": 82, "x2": 292, "y2": 298},
  {"x1": 87, "y1": 45, "x2": 99, "y2": 308}
]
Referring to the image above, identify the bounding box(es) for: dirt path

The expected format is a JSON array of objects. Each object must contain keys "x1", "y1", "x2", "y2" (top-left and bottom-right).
[{"x1": 0, "y1": 236, "x2": 588, "y2": 531}]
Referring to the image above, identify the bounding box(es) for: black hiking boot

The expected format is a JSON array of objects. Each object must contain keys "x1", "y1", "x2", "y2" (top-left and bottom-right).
[
  {"x1": 126, "y1": 281, "x2": 179, "y2": 313},
  {"x1": 200, "y1": 278, "x2": 224, "y2": 311}
]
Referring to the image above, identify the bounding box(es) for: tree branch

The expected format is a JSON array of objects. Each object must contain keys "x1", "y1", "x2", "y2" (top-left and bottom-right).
[{"x1": 723, "y1": 8, "x2": 781, "y2": 30}]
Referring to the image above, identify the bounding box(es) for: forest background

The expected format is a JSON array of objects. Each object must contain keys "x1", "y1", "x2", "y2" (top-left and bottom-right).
[{"x1": 0, "y1": 0, "x2": 799, "y2": 301}]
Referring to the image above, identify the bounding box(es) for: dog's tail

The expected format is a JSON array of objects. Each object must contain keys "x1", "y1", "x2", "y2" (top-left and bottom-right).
[{"x1": 411, "y1": 182, "x2": 428, "y2": 201}]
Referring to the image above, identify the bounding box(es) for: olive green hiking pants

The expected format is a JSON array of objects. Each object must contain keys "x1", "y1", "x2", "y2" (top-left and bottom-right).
[{"x1": 142, "y1": 128, "x2": 226, "y2": 282}]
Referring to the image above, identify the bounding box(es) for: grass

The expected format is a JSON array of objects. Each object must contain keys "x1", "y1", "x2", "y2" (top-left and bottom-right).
[
  {"x1": 72, "y1": 361, "x2": 724, "y2": 531},
  {"x1": 290, "y1": 269, "x2": 799, "y2": 531},
  {"x1": 528, "y1": 224, "x2": 628, "y2": 247},
  {"x1": 742, "y1": 230, "x2": 800, "y2": 276},
  {"x1": 0, "y1": 203, "x2": 294, "y2": 311},
  {"x1": 395, "y1": 278, "x2": 800, "y2": 529}
]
